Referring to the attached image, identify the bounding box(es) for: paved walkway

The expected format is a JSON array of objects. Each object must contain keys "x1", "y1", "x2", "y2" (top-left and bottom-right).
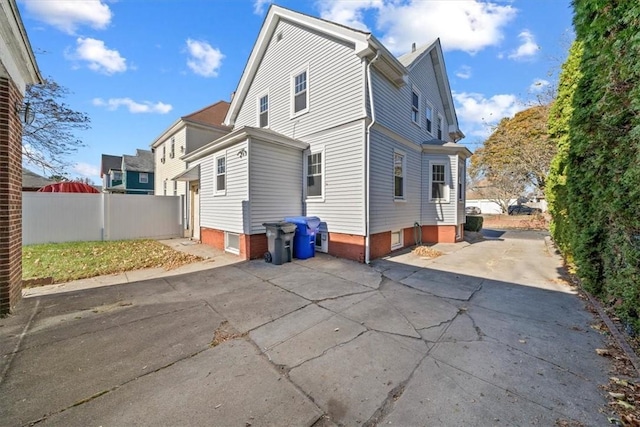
[{"x1": 0, "y1": 231, "x2": 612, "y2": 426}]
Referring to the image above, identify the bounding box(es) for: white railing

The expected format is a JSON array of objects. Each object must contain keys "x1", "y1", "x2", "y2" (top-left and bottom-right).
[{"x1": 22, "y1": 192, "x2": 183, "y2": 245}]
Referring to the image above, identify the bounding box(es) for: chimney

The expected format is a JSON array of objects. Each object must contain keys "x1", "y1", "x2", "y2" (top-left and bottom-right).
[{"x1": 412, "y1": 42, "x2": 416, "y2": 52}]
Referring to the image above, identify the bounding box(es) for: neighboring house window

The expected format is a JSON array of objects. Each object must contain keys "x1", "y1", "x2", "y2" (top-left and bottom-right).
[
  {"x1": 437, "y1": 115, "x2": 443, "y2": 140},
  {"x1": 139, "y1": 173, "x2": 149, "y2": 184},
  {"x1": 391, "y1": 230, "x2": 403, "y2": 250},
  {"x1": 394, "y1": 151, "x2": 405, "y2": 200},
  {"x1": 458, "y1": 161, "x2": 465, "y2": 201},
  {"x1": 173, "y1": 180, "x2": 177, "y2": 195},
  {"x1": 411, "y1": 87, "x2": 421, "y2": 125},
  {"x1": 292, "y1": 67, "x2": 309, "y2": 116},
  {"x1": 258, "y1": 93, "x2": 269, "y2": 128},
  {"x1": 161, "y1": 145, "x2": 166, "y2": 163},
  {"x1": 163, "y1": 180, "x2": 167, "y2": 195},
  {"x1": 170, "y1": 137, "x2": 175, "y2": 158},
  {"x1": 215, "y1": 155, "x2": 226, "y2": 194},
  {"x1": 112, "y1": 171, "x2": 122, "y2": 182},
  {"x1": 430, "y1": 163, "x2": 448, "y2": 201},
  {"x1": 426, "y1": 104, "x2": 433, "y2": 134},
  {"x1": 307, "y1": 151, "x2": 322, "y2": 198}
]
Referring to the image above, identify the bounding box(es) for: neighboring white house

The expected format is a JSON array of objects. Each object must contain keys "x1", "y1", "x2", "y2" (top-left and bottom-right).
[
  {"x1": 150, "y1": 101, "x2": 230, "y2": 238},
  {"x1": 183, "y1": 5, "x2": 470, "y2": 262}
]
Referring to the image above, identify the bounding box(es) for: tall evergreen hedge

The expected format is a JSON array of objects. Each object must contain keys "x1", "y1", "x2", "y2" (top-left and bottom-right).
[{"x1": 565, "y1": 0, "x2": 640, "y2": 329}]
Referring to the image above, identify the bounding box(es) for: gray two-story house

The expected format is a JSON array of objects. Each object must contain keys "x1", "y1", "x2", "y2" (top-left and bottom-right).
[{"x1": 182, "y1": 5, "x2": 470, "y2": 262}]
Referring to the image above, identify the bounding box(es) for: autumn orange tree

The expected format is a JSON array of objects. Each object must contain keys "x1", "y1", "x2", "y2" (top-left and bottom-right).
[{"x1": 470, "y1": 105, "x2": 556, "y2": 212}]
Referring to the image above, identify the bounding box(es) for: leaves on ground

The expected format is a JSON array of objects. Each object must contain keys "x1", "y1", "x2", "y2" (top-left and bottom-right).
[
  {"x1": 23, "y1": 239, "x2": 202, "y2": 285},
  {"x1": 412, "y1": 246, "x2": 443, "y2": 259}
]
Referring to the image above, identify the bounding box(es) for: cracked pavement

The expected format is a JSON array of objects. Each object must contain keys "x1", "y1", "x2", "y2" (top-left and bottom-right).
[{"x1": 0, "y1": 230, "x2": 612, "y2": 426}]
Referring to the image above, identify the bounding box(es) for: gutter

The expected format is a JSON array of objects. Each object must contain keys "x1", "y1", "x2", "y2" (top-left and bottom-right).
[{"x1": 365, "y1": 52, "x2": 380, "y2": 264}]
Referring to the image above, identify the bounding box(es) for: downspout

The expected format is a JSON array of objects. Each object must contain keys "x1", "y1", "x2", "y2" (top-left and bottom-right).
[{"x1": 365, "y1": 52, "x2": 380, "y2": 264}]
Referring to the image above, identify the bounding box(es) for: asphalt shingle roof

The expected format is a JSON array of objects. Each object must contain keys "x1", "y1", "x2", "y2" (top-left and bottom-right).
[{"x1": 123, "y1": 149, "x2": 153, "y2": 172}]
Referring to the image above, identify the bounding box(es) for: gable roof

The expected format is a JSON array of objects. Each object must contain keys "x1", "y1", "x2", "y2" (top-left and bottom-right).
[
  {"x1": 150, "y1": 101, "x2": 231, "y2": 149},
  {"x1": 224, "y1": 4, "x2": 407, "y2": 127},
  {"x1": 123, "y1": 149, "x2": 153, "y2": 172},
  {"x1": 22, "y1": 167, "x2": 53, "y2": 189},
  {"x1": 100, "y1": 154, "x2": 122, "y2": 177},
  {"x1": 223, "y1": 5, "x2": 463, "y2": 141},
  {"x1": 398, "y1": 39, "x2": 463, "y2": 141}
]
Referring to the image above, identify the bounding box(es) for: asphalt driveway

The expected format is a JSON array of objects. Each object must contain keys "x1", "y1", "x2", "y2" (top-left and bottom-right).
[{"x1": 0, "y1": 230, "x2": 612, "y2": 426}]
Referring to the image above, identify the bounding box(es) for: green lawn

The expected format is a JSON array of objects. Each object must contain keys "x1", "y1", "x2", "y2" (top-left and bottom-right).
[{"x1": 22, "y1": 239, "x2": 202, "y2": 285}]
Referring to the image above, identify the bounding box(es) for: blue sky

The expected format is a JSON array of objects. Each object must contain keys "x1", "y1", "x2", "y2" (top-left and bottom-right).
[{"x1": 18, "y1": 0, "x2": 573, "y2": 184}]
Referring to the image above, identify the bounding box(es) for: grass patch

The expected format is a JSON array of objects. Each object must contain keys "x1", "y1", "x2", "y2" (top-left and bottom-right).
[{"x1": 23, "y1": 239, "x2": 202, "y2": 286}]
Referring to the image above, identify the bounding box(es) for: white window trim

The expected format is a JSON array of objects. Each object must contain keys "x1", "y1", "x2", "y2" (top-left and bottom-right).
[
  {"x1": 393, "y1": 149, "x2": 406, "y2": 202},
  {"x1": 458, "y1": 160, "x2": 465, "y2": 202},
  {"x1": 170, "y1": 137, "x2": 175, "y2": 158},
  {"x1": 391, "y1": 230, "x2": 403, "y2": 250},
  {"x1": 304, "y1": 146, "x2": 325, "y2": 203},
  {"x1": 429, "y1": 160, "x2": 450, "y2": 203},
  {"x1": 139, "y1": 173, "x2": 149, "y2": 184},
  {"x1": 290, "y1": 64, "x2": 310, "y2": 118},
  {"x1": 257, "y1": 89, "x2": 269, "y2": 128},
  {"x1": 411, "y1": 85, "x2": 421, "y2": 127},
  {"x1": 437, "y1": 114, "x2": 444, "y2": 140},
  {"x1": 214, "y1": 153, "x2": 227, "y2": 196},
  {"x1": 425, "y1": 102, "x2": 434, "y2": 135},
  {"x1": 225, "y1": 232, "x2": 240, "y2": 255}
]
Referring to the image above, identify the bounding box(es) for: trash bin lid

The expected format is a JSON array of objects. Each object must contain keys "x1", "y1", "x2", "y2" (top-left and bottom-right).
[
  {"x1": 263, "y1": 221, "x2": 296, "y2": 233},
  {"x1": 284, "y1": 216, "x2": 321, "y2": 232}
]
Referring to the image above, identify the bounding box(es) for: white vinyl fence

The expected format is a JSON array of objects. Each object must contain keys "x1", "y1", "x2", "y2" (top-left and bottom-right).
[{"x1": 23, "y1": 192, "x2": 183, "y2": 245}]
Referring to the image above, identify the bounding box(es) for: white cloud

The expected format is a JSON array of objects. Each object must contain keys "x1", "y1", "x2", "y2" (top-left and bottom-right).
[
  {"x1": 185, "y1": 39, "x2": 224, "y2": 78},
  {"x1": 317, "y1": 0, "x2": 382, "y2": 32},
  {"x1": 71, "y1": 38, "x2": 127, "y2": 75},
  {"x1": 253, "y1": 0, "x2": 271, "y2": 15},
  {"x1": 22, "y1": 0, "x2": 112, "y2": 34},
  {"x1": 529, "y1": 78, "x2": 550, "y2": 93},
  {"x1": 73, "y1": 162, "x2": 100, "y2": 178},
  {"x1": 93, "y1": 98, "x2": 173, "y2": 114},
  {"x1": 453, "y1": 91, "x2": 525, "y2": 137},
  {"x1": 508, "y1": 30, "x2": 539, "y2": 60},
  {"x1": 456, "y1": 65, "x2": 472, "y2": 79},
  {"x1": 377, "y1": 1, "x2": 517, "y2": 54}
]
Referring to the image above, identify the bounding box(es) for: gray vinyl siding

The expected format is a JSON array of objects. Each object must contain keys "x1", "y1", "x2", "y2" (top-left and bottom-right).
[
  {"x1": 249, "y1": 140, "x2": 303, "y2": 233},
  {"x1": 421, "y1": 154, "x2": 457, "y2": 225},
  {"x1": 304, "y1": 120, "x2": 365, "y2": 235},
  {"x1": 234, "y1": 19, "x2": 364, "y2": 138},
  {"x1": 371, "y1": 52, "x2": 449, "y2": 144},
  {"x1": 369, "y1": 128, "x2": 422, "y2": 234},
  {"x1": 196, "y1": 140, "x2": 249, "y2": 234},
  {"x1": 185, "y1": 127, "x2": 229, "y2": 154}
]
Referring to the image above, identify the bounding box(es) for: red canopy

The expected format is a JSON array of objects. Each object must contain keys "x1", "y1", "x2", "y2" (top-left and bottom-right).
[{"x1": 37, "y1": 182, "x2": 100, "y2": 193}]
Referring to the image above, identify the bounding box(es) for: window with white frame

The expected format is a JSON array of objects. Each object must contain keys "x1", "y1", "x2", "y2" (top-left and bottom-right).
[
  {"x1": 163, "y1": 180, "x2": 167, "y2": 195},
  {"x1": 292, "y1": 67, "x2": 308, "y2": 115},
  {"x1": 437, "y1": 115, "x2": 443, "y2": 140},
  {"x1": 411, "y1": 87, "x2": 420, "y2": 125},
  {"x1": 430, "y1": 163, "x2": 448, "y2": 201},
  {"x1": 170, "y1": 137, "x2": 175, "y2": 158},
  {"x1": 394, "y1": 151, "x2": 405, "y2": 200},
  {"x1": 391, "y1": 230, "x2": 403, "y2": 250},
  {"x1": 258, "y1": 93, "x2": 269, "y2": 127},
  {"x1": 215, "y1": 155, "x2": 226, "y2": 194},
  {"x1": 139, "y1": 173, "x2": 149, "y2": 184},
  {"x1": 225, "y1": 232, "x2": 240, "y2": 254},
  {"x1": 173, "y1": 180, "x2": 178, "y2": 195},
  {"x1": 458, "y1": 160, "x2": 465, "y2": 201},
  {"x1": 426, "y1": 104, "x2": 433, "y2": 134},
  {"x1": 306, "y1": 151, "x2": 322, "y2": 198},
  {"x1": 112, "y1": 171, "x2": 122, "y2": 182},
  {"x1": 161, "y1": 145, "x2": 166, "y2": 163}
]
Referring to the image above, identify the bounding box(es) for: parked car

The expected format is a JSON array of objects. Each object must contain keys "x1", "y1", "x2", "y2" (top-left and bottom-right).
[
  {"x1": 508, "y1": 205, "x2": 542, "y2": 215},
  {"x1": 465, "y1": 206, "x2": 481, "y2": 215}
]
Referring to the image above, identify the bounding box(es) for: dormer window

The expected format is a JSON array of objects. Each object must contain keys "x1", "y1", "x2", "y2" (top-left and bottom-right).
[{"x1": 411, "y1": 87, "x2": 421, "y2": 126}]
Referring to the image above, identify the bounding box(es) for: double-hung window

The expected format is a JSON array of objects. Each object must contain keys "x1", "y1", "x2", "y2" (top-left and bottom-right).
[
  {"x1": 170, "y1": 137, "x2": 175, "y2": 158},
  {"x1": 258, "y1": 93, "x2": 269, "y2": 128},
  {"x1": 292, "y1": 67, "x2": 309, "y2": 116},
  {"x1": 426, "y1": 104, "x2": 433, "y2": 134},
  {"x1": 139, "y1": 173, "x2": 149, "y2": 184},
  {"x1": 307, "y1": 151, "x2": 322, "y2": 198},
  {"x1": 437, "y1": 115, "x2": 443, "y2": 140},
  {"x1": 215, "y1": 155, "x2": 226, "y2": 195},
  {"x1": 458, "y1": 161, "x2": 465, "y2": 202},
  {"x1": 430, "y1": 163, "x2": 447, "y2": 201},
  {"x1": 411, "y1": 87, "x2": 420, "y2": 125},
  {"x1": 394, "y1": 151, "x2": 405, "y2": 200}
]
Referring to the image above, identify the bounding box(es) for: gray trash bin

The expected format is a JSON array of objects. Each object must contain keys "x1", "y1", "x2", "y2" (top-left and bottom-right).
[{"x1": 263, "y1": 222, "x2": 296, "y2": 265}]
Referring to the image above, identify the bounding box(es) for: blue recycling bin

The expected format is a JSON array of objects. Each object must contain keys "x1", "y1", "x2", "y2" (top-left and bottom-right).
[{"x1": 284, "y1": 216, "x2": 321, "y2": 259}]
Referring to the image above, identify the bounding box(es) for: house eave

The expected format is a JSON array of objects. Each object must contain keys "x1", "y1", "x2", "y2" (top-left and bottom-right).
[{"x1": 422, "y1": 140, "x2": 472, "y2": 159}]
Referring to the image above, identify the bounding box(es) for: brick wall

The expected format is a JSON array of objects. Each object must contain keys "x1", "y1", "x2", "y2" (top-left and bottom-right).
[
  {"x1": 328, "y1": 232, "x2": 365, "y2": 262},
  {"x1": 370, "y1": 231, "x2": 391, "y2": 260},
  {"x1": 243, "y1": 234, "x2": 267, "y2": 260},
  {"x1": 200, "y1": 227, "x2": 224, "y2": 251},
  {"x1": 422, "y1": 225, "x2": 457, "y2": 244},
  {"x1": 0, "y1": 77, "x2": 23, "y2": 314}
]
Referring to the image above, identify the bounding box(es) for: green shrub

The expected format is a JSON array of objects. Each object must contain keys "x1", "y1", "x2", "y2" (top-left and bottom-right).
[{"x1": 464, "y1": 216, "x2": 483, "y2": 232}]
